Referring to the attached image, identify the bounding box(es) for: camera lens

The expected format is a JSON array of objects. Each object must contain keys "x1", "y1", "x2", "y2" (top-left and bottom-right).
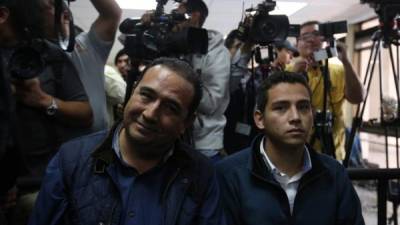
[
  {"x1": 259, "y1": 21, "x2": 278, "y2": 39},
  {"x1": 250, "y1": 14, "x2": 289, "y2": 45}
]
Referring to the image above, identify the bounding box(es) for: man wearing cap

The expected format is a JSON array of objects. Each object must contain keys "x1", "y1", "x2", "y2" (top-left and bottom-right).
[{"x1": 271, "y1": 40, "x2": 298, "y2": 72}]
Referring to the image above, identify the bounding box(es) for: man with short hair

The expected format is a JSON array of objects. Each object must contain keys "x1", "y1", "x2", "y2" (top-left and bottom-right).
[
  {"x1": 217, "y1": 71, "x2": 364, "y2": 225},
  {"x1": 114, "y1": 48, "x2": 131, "y2": 81},
  {"x1": 29, "y1": 57, "x2": 226, "y2": 225},
  {"x1": 290, "y1": 20, "x2": 365, "y2": 160}
]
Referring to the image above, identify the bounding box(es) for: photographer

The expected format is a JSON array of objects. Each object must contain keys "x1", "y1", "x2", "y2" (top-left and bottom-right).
[
  {"x1": 41, "y1": 0, "x2": 122, "y2": 132},
  {"x1": 142, "y1": 0, "x2": 231, "y2": 162},
  {"x1": 178, "y1": 0, "x2": 230, "y2": 162},
  {"x1": 0, "y1": 0, "x2": 93, "y2": 224},
  {"x1": 224, "y1": 25, "x2": 298, "y2": 154},
  {"x1": 290, "y1": 20, "x2": 365, "y2": 161}
]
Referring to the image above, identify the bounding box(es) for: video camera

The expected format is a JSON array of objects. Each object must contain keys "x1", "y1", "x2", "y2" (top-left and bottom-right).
[
  {"x1": 119, "y1": 0, "x2": 209, "y2": 61},
  {"x1": 237, "y1": 0, "x2": 300, "y2": 46},
  {"x1": 360, "y1": 0, "x2": 400, "y2": 46},
  {"x1": 313, "y1": 21, "x2": 348, "y2": 62},
  {"x1": 7, "y1": 0, "x2": 76, "y2": 80}
]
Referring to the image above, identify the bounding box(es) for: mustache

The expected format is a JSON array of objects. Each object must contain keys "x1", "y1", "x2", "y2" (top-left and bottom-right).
[{"x1": 136, "y1": 118, "x2": 159, "y2": 132}]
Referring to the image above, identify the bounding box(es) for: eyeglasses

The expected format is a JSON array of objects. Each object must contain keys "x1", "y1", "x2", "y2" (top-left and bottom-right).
[{"x1": 298, "y1": 31, "x2": 322, "y2": 41}]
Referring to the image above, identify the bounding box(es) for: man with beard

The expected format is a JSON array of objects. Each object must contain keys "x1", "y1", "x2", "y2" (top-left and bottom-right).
[
  {"x1": 216, "y1": 72, "x2": 364, "y2": 225},
  {"x1": 29, "y1": 57, "x2": 226, "y2": 225}
]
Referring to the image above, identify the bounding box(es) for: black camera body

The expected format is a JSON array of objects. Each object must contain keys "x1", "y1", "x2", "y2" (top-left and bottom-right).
[
  {"x1": 361, "y1": 0, "x2": 400, "y2": 46},
  {"x1": 119, "y1": 0, "x2": 209, "y2": 60},
  {"x1": 238, "y1": 0, "x2": 299, "y2": 46},
  {"x1": 313, "y1": 21, "x2": 348, "y2": 62},
  {"x1": 8, "y1": 40, "x2": 46, "y2": 80}
]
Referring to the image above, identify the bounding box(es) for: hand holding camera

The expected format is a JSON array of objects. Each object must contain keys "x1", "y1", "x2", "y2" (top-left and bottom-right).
[{"x1": 13, "y1": 78, "x2": 52, "y2": 109}]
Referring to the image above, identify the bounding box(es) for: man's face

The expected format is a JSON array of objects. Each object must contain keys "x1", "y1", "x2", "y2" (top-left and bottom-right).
[
  {"x1": 254, "y1": 83, "x2": 313, "y2": 148},
  {"x1": 276, "y1": 48, "x2": 294, "y2": 65},
  {"x1": 123, "y1": 65, "x2": 194, "y2": 158},
  {"x1": 116, "y1": 54, "x2": 131, "y2": 80},
  {"x1": 0, "y1": 6, "x2": 16, "y2": 46},
  {"x1": 172, "y1": 3, "x2": 199, "y2": 31},
  {"x1": 297, "y1": 24, "x2": 324, "y2": 58},
  {"x1": 40, "y1": 0, "x2": 69, "y2": 39}
]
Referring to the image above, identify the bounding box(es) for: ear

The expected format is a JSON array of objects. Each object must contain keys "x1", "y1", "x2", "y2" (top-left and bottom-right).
[
  {"x1": 181, "y1": 113, "x2": 196, "y2": 135},
  {"x1": 61, "y1": 9, "x2": 70, "y2": 23},
  {"x1": 0, "y1": 7, "x2": 10, "y2": 24},
  {"x1": 190, "y1": 11, "x2": 201, "y2": 27},
  {"x1": 253, "y1": 110, "x2": 265, "y2": 130}
]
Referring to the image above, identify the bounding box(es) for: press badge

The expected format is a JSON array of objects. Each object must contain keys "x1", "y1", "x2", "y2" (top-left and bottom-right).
[{"x1": 235, "y1": 122, "x2": 251, "y2": 136}]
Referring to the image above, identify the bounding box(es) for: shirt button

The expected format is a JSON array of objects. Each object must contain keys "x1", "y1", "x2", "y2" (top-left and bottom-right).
[{"x1": 128, "y1": 211, "x2": 135, "y2": 217}]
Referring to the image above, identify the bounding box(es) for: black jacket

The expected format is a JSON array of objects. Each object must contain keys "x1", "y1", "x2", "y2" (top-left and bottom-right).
[{"x1": 217, "y1": 135, "x2": 365, "y2": 225}]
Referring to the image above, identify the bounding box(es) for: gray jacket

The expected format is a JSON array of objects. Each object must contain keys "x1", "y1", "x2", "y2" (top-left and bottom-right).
[{"x1": 191, "y1": 29, "x2": 231, "y2": 155}]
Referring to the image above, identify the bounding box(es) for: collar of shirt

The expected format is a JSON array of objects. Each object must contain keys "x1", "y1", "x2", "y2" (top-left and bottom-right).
[
  {"x1": 259, "y1": 137, "x2": 312, "y2": 183},
  {"x1": 112, "y1": 123, "x2": 174, "y2": 169}
]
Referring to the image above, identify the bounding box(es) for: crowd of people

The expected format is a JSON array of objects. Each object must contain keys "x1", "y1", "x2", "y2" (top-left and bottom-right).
[{"x1": 0, "y1": 0, "x2": 367, "y2": 224}]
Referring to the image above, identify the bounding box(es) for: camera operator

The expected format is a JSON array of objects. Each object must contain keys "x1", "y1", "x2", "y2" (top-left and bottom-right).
[
  {"x1": 224, "y1": 24, "x2": 298, "y2": 154},
  {"x1": 290, "y1": 20, "x2": 365, "y2": 161},
  {"x1": 271, "y1": 40, "x2": 298, "y2": 71},
  {"x1": 177, "y1": 0, "x2": 230, "y2": 162},
  {"x1": 0, "y1": 0, "x2": 93, "y2": 224},
  {"x1": 40, "y1": 0, "x2": 122, "y2": 132},
  {"x1": 142, "y1": 0, "x2": 231, "y2": 162}
]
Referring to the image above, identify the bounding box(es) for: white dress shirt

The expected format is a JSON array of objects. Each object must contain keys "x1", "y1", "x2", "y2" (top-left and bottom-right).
[{"x1": 259, "y1": 138, "x2": 312, "y2": 213}]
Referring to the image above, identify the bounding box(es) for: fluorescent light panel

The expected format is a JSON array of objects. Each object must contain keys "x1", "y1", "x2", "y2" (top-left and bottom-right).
[
  {"x1": 116, "y1": 0, "x2": 156, "y2": 10},
  {"x1": 270, "y1": 1, "x2": 308, "y2": 16}
]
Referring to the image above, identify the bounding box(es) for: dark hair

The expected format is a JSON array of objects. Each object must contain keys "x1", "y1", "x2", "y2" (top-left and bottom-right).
[
  {"x1": 114, "y1": 49, "x2": 129, "y2": 65},
  {"x1": 186, "y1": 0, "x2": 208, "y2": 27},
  {"x1": 0, "y1": 0, "x2": 44, "y2": 39},
  {"x1": 140, "y1": 57, "x2": 203, "y2": 118},
  {"x1": 224, "y1": 29, "x2": 239, "y2": 49},
  {"x1": 300, "y1": 20, "x2": 320, "y2": 30},
  {"x1": 256, "y1": 71, "x2": 311, "y2": 113}
]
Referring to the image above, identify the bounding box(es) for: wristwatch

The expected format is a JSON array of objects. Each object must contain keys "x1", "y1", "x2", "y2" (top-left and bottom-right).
[{"x1": 46, "y1": 98, "x2": 58, "y2": 116}]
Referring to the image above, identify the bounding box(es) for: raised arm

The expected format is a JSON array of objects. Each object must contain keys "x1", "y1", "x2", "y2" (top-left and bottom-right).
[
  {"x1": 337, "y1": 42, "x2": 365, "y2": 104},
  {"x1": 90, "y1": 0, "x2": 122, "y2": 41}
]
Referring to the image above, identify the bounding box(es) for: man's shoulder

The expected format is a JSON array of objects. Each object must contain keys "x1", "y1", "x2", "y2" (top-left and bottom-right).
[
  {"x1": 328, "y1": 61, "x2": 345, "y2": 75},
  {"x1": 58, "y1": 130, "x2": 109, "y2": 163},
  {"x1": 216, "y1": 148, "x2": 251, "y2": 175},
  {"x1": 178, "y1": 143, "x2": 214, "y2": 170},
  {"x1": 206, "y1": 29, "x2": 228, "y2": 52},
  {"x1": 312, "y1": 150, "x2": 347, "y2": 174}
]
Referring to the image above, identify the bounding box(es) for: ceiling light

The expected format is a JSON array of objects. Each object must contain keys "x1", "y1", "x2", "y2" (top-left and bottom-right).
[
  {"x1": 116, "y1": 0, "x2": 157, "y2": 10},
  {"x1": 270, "y1": 1, "x2": 308, "y2": 16}
]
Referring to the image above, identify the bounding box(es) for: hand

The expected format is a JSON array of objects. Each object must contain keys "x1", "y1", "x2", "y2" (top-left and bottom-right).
[
  {"x1": 0, "y1": 186, "x2": 17, "y2": 210},
  {"x1": 336, "y1": 41, "x2": 348, "y2": 62},
  {"x1": 13, "y1": 78, "x2": 52, "y2": 109},
  {"x1": 292, "y1": 57, "x2": 310, "y2": 73},
  {"x1": 141, "y1": 10, "x2": 155, "y2": 26}
]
